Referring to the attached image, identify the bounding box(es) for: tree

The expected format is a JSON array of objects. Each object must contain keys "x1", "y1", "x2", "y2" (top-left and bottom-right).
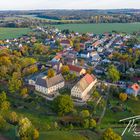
[
  {"x1": 46, "y1": 124, "x2": 51, "y2": 130},
  {"x1": 107, "y1": 65, "x2": 120, "y2": 83},
  {"x1": 74, "y1": 43, "x2": 80, "y2": 52},
  {"x1": 102, "y1": 128, "x2": 122, "y2": 140},
  {"x1": 93, "y1": 91, "x2": 100, "y2": 99},
  {"x1": 18, "y1": 117, "x2": 38, "y2": 140},
  {"x1": 8, "y1": 72, "x2": 22, "y2": 93},
  {"x1": 0, "y1": 115, "x2": 8, "y2": 131},
  {"x1": 55, "y1": 40, "x2": 60, "y2": 46},
  {"x1": 61, "y1": 65, "x2": 70, "y2": 75},
  {"x1": 81, "y1": 110, "x2": 90, "y2": 118},
  {"x1": 47, "y1": 68, "x2": 55, "y2": 78},
  {"x1": 21, "y1": 58, "x2": 36, "y2": 68},
  {"x1": 0, "y1": 91, "x2": 7, "y2": 103},
  {"x1": 33, "y1": 129, "x2": 39, "y2": 140},
  {"x1": 89, "y1": 119, "x2": 96, "y2": 129},
  {"x1": 9, "y1": 111, "x2": 18, "y2": 124},
  {"x1": 53, "y1": 95, "x2": 74, "y2": 116},
  {"x1": 1, "y1": 101, "x2": 10, "y2": 111},
  {"x1": 119, "y1": 93, "x2": 128, "y2": 102},
  {"x1": 82, "y1": 119, "x2": 89, "y2": 128},
  {"x1": 0, "y1": 92, "x2": 10, "y2": 111},
  {"x1": 71, "y1": 73, "x2": 77, "y2": 80},
  {"x1": 69, "y1": 124, "x2": 74, "y2": 130},
  {"x1": 21, "y1": 88, "x2": 28, "y2": 97},
  {"x1": 23, "y1": 65, "x2": 38, "y2": 76},
  {"x1": 53, "y1": 122, "x2": 58, "y2": 129}
]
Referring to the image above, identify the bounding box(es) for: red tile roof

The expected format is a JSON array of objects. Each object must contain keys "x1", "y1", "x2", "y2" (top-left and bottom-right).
[
  {"x1": 54, "y1": 54, "x2": 62, "y2": 60},
  {"x1": 60, "y1": 40, "x2": 70, "y2": 45},
  {"x1": 75, "y1": 74, "x2": 96, "y2": 92},
  {"x1": 68, "y1": 64, "x2": 82, "y2": 73},
  {"x1": 131, "y1": 83, "x2": 140, "y2": 91},
  {"x1": 84, "y1": 74, "x2": 94, "y2": 85}
]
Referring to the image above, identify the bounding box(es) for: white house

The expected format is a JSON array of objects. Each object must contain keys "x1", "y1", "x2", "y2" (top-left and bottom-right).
[
  {"x1": 71, "y1": 74, "x2": 97, "y2": 100},
  {"x1": 35, "y1": 74, "x2": 65, "y2": 95},
  {"x1": 90, "y1": 51, "x2": 101, "y2": 62},
  {"x1": 79, "y1": 51, "x2": 90, "y2": 58}
]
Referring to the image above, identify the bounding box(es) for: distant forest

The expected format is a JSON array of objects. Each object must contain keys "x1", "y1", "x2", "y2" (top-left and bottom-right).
[{"x1": 0, "y1": 9, "x2": 140, "y2": 27}]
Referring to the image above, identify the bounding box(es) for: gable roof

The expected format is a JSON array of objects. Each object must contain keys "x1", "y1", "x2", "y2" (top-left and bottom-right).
[
  {"x1": 36, "y1": 74, "x2": 64, "y2": 88},
  {"x1": 131, "y1": 83, "x2": 140, "y2": 91},
  {"x1": 60, "y1": 40, "x2": 70, "y2": 45},
  {"x1": 74, "y1": 74, "x2": 96, "y2": 92},
  {"x1": 68, "y1": 64, "x2": 83, "y2": 73}
]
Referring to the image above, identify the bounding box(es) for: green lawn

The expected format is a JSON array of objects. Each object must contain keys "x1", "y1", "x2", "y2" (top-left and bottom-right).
[
  {"x1": 39, "y1": 130, "x2": 101, "y2": 140},
  {"x1": 0, "y1": 28, "x2": 31, "y2": 40},
  {"x1": 2, "y1": 129, "x2": 100, "y2": 140},
  {"x1": 127, "y1": 99, "x2": 140, "y2": 115},
  {"x1": 39, "y1": 131, "x2": 88, "y2": 140},
  {"x1": 49, "y1": 23, "x2": 140, "y2": 33},
  {"x1": 114, "y1": 128, "x2": 140, "y2": 140}
]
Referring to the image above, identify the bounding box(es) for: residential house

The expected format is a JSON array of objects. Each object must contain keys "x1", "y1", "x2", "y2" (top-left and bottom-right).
[
  {"x1": 126, "y1": 83, "x2": 140, "y2": 96},
  {"x1": 68, "y1": 64, "x2": 86, "y2": 76},
  {"x1": 90, "y1": 51, "x2": 101, "y2": 62},
  {"x1": 63, "y1": 52, "x2": 78, "y2": 65},
  {"x1": 71, "y1": 74, "x2": 97, "y2": 100},
  {"x1": 79, "y1": 51, "x2": 90, "y2": 58},
  {"x1": 64, "y1": 57, "x2": 78, "y2": 65},
  {"x1": 51, "y1": 62, "x2": 63, "y2": 73},
  {"x1": 86, "y1": 46, "x2": 94, "y2": 51},
  {"x1": 51, "y1": 54, "x2": 62, "y2": 62},
  {"x1": 35, "y1": 74, "x2": 65, "y2": 95},
  {"x1": 60, "y1": 39, "x2": 71, "y2": 47}
]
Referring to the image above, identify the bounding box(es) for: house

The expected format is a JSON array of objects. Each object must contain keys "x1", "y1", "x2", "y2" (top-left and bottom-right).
[
  {"x1": 68, "y1": 64, "x2": 86, "y2": 76},
  {"x1": 79, "y1": 51, "x2": 90, "y2": 58},
  {"x1": 92, "y1": 41, "x2": 101, "y2": 48},
  {"x1": 126, "y1": 83, "x2": 140, "y2": 96},
  {"x1": 90, "y1": 51, "x2": 101, "y2": 62},
  {"x1": 60, "y1": 39, "x2": 71, "y2": 47},
  {"x1": 51, "y1": 62, "x2": 63, "y2": 73},
  {"x1": 71, "y1": 74, "x2": 97, "y2": 100},
  {"x1": 51, "y1": 54, "x2": 62, "y2": 62},
  {"x1": 35, "y1": 74, "x2": 65, "y2": 95},
  {"x1": 86, "y1": 46, "x2": 94, "y2": 51},
  {"x1": 63, "y1": 52, "x2": 78, "y2": 65},
  {"x1": 64, "y1": 57, "x2": 78, "y2": 65},
  {"x1": 97, "y1": 47, "x2": 104, "y2": 53}
]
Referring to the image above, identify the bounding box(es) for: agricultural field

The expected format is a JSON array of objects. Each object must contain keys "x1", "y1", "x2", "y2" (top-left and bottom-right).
[
  {"x1": 49, "y1": 23, "x2": 140, "y2": 34},
  {"x1": 0, "y1": 28, "x2": 31, "y2": 40}
]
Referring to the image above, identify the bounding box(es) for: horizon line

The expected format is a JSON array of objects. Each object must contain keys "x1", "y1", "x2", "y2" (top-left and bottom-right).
[{"x1": 0, "y1": 8, "x2": 140, "y2": 11}]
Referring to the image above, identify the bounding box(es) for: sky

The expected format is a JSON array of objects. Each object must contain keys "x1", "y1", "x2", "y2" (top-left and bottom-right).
[{"x1": 0, "y1": 0, "x2": 140, "y2": 10}]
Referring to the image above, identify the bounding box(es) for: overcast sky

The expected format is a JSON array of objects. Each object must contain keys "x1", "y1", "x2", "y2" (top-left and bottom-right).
[{"x1": 0, "y1": 0, "x2": 140, "y2": 10}]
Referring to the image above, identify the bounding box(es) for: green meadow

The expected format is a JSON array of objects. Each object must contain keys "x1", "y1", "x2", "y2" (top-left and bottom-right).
[
  {"x1": 50, "y1": 23, "x2": 140, "y2": 34},
  {"x1": 0, "y1": 28, "x2": 31, "y2": 40}
]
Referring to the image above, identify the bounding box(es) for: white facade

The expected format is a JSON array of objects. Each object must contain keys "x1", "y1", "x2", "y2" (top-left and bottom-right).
[
  {"x1": 29, "y1": 79, "x2": 36, "y2": 86},
  {"x1": 80, "y1": 53, "x2": 90, "y2": 58},
  {"x1": 71, "y1": 79, "x2": 97, "y2": 100},
  {"x1": 35, "y1": 81, "x2": 65, "y2": 95}
]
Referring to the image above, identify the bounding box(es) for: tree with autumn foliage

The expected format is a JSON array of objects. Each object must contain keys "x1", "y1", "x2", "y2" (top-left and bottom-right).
[
  {"x1": 102, "y1": 128, "x2": 122, "y2": 140},
  {"x1": 47, "y1": 68, "x2": 55, "y2": 78},
  {"x1": 8, "y1": 72, "x2": 22, "y2": 93},
  {"x1": 18, "y1": 117, "x2": 39, "y2": 140},
  {"x1": 61, "y1": 65, "x2": 70, "y2": 75},
  {"x1": 119, "y1": 93, "x2": 128, "y2": 102}
]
